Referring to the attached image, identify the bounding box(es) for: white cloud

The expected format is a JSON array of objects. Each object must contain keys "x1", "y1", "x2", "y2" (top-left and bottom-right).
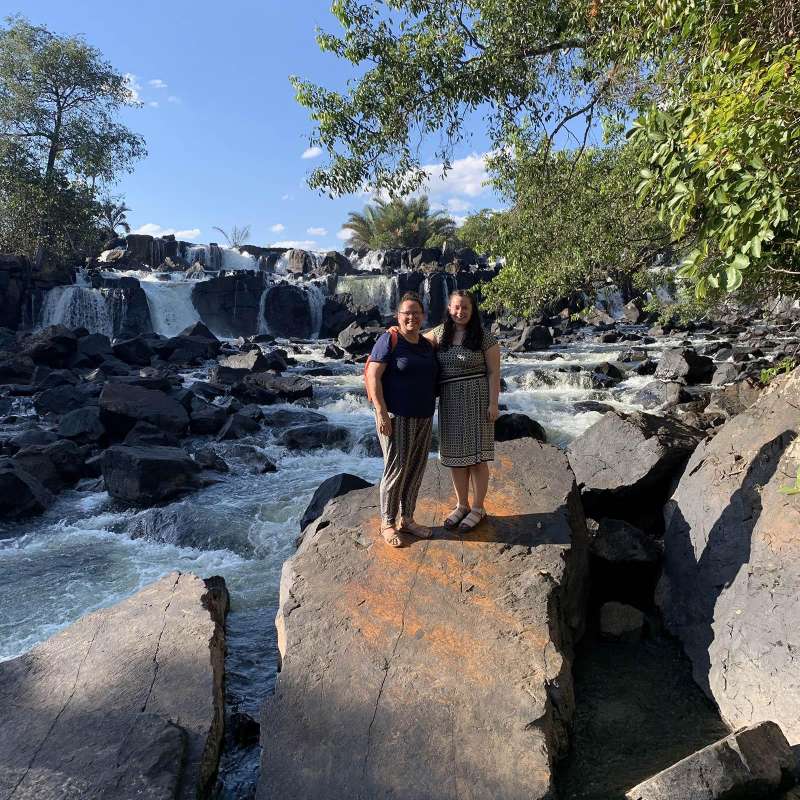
[
  {"x1": 147, "y1": 101, "x2": 159, "y2": 108},
  {"x1": 281, "y1": 193, "x2": 291, "y2": 201},
  {"x1": 123, "y1": 73, "x2": 141, "y2": 103},
  {"x1": 307, "y1": 226, "x2": 327, "y2": 236},
  {"x1": 422, "y1": 152, "x2": 490, "y2": 198},
  {"x1": 301, "y1": 146, "x2": 323, "y2": 160},
  {"x1": 272, "y1": 239, "x2": 318, "y2": 250},
  {"x1": 133, "y1": 223, "x2": 201, "y2": 240},
  {"x1": 447, "y1": 196, "x2": 471, "y2": 213},
  {"x1": 270, "y1": 223, "x2": 285, "y2": 233},
  {"x1": 336, "y1": 229, "x2": 351, "y2": 241},
  {"x1": 167, "y1": 95, "x2": 181, "y2": 104},
  {"x1": 149, "y1": 78, "x2": 168, "y2": 89}
]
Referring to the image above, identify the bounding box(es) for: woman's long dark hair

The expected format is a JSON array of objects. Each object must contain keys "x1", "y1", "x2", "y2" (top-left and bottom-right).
[{"x1": 440, "y1": 290, "x2": 484, "y2": 351}]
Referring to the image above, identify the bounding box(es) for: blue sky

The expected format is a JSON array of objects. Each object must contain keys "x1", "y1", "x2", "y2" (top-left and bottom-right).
[{"x1": 15, "y1": 1, "x2": 502, "y2": 252}]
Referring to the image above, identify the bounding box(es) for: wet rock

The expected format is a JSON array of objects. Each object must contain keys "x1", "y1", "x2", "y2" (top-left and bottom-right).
[
  {"x1": 320, "y1": 300, "x2": 356, "y2": 339},
  {"x1": 567, "y1": 410, "x2": 703, "y2": 519},
  {"x1": 225, "y1": 444, "x2": 277, "y2": 474},
  {"x1": 99, "y1": 382, "x2": 190, "y2": 439},
  {"x1": 655, "y1": 348, "x2": 715, "y2": 384},
  {"x1": 0, "y1": 458, "x2": 54, "y2": 518},
  {"x1": 625, "y1": 722, "x2": 795, "y2": 800},
  {"x1": 600, "y1": 602, "x2": 645, "y2": 641},
  {"x1": 658, "y1": 367, "x2": 800, "y2": 743},
  {"x1": 180, "y1": 321, "x2": 219, "y2": 341},
  {"x1": 633, "y1": 380, "x2": 691, "y2": 409},
  {"x1": 100, "y1": 445, "x2": 200, "y2": 504},
  {"x1": 0, "y1": 355, "x2": 35, "y2": 385},
  {"x1": 591, "y1": 518, "x2": 662, "y2": 563},
  {"x1": 277, "y1": 422, "x2": 350, "y2": 451},
  {"x1": 75, "y1": 332, "x2": 112, "y2": 365},
  {"x1": 32, "y1": 366, "x2": 77, "y2": 390},
  {"x1": 216, "y1": 413, "x2": 260, "y2": 441},
  {"x1": 34, "y1": 384, "x2": 92, "y2": 416},
  {"x1": 324, "y1": 342, "x2": 346, "y2": 360},
  {"x1": 123, "y1": 421, "x2": 180, "y2": 448},
  {"x1": 258, "y1": 439, "x2": 588, "y2": 800},
  {"x1": 22, "y1": 325, "x2": 77, "y2": 367},
  {"x1": 353, "y1": 431, "x2": 382, "y2": 457},
  {"x1": 8, "y1": 427, "x2": 59, "y2": 452},
  {"x1": 189, "y1": 380, "x2": 227, "y2": 402},
  {"x1": 192, "y1": 272, "x2": 265, "y2": 338},
  {"x1": 299, "y1": 472, "x2": 373, "y2": 532},
  {"x1": 112, "y1": 335, "x2": 155, "y2": 367},
  {"x1": 599, "y1": 331, "x2": 620, "y2": 344},
  {"x1": 711, "y1": 362, "x2": 740, "y2": 385},
  {"x1": 232, "y1": 373, "x2": 313, "y2": 405},
  {"x1": 189, "y1": 402, "x2": 228, "y2": 435},
  {"x1": 12, "y1": 440, "x2": 84, "y2": 492},
  {"x1": 0, "y1": 572, "x2": 228, "y2": 800},
  {"x1": 622, "y1": 300, "x2": 642, "y2": 323},
  {"x1": 494, "y1": 412, "x2": 547, "y2": 443},
  {"x1": 574, "y1": 401, "x2": 615, "y2": 414},
  {"x1": 261, "y1": 408, "x2": 327, "y2": 428},
  {"x1": 635, "y1": 358, "x2": 658, "y2": 376},
  {"x1": 512, "y1": 324, "x2": 553, "y2": 352},
  {"x1": 336, "y1": 322, "x2": 382, "y2": 356},
  {"x1": 193, "y1": 446, "x2": 230, "y2": 473}
]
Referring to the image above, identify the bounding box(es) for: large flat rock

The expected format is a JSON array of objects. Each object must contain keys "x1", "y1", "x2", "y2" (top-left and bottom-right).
[
  {"x1": 0, "y1": 572, "x2": 228, "y2": 800},
  {"x1": 659, "y1": 367, "x2": 800, "y2": 743},
  {"x1": 258, "y1": 438, "x2": 588, "y2": 800}
]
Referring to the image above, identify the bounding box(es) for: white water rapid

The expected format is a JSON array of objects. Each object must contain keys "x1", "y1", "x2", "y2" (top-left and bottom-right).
[
  {"x1": 137, "y1": 273, "x2": 201, "y2": 337},
  {"x1": 335, "y1": 275, "x2": 398, "y2": 315},
  {"x1": 38, "y1": 286, "x2": 115, "y2": 337}
]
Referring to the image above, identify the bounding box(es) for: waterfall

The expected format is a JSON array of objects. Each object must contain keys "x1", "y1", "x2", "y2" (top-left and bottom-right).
[
  {"x1": 38, "y1": 286, "x2": 114, "y2": 337},
  {"x1": 138, "y1": 275, "x2": 200, "y2": 337},
  {"x1": 306, "y1": 282, "x2": 326, "y2": 338},
  {"x1": 595, "y1": 286, "x2": 626, "y2": 319},
  {"x1": 257, "y1": 284, "x2": 273, "y2": 335},
  {"x1": 182, "y1": 244, "x2": 257, "y2": 271},
  {"x1": 348, "y1": 250, "x2": 386, "y2": 272},
  {"x1": 335, "y1": 275, "x2": 398, "y2": 315}
]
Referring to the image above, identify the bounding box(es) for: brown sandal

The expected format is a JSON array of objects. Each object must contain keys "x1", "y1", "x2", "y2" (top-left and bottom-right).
[
  {"x1": 399, "y1": 518, "x2": 433, "y2": 539},
  {"x1": 380, "y1": 525, "x2": 407, "y2": 548}
]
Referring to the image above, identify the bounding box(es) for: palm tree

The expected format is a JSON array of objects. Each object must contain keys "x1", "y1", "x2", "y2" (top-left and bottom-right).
[
  {"x1": 98, "y1": 198, "x2": 131, "y2": 237},
  {"x1": 343, "y1": 196, "x2": 455, "y2": 249},
  {"x1": 212, "y1": 224, "x2": 251, "y2": 247}
]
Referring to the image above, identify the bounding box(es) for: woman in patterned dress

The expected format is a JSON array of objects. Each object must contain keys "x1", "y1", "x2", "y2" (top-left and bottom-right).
[{"x1": 425, "y1": 290, "x2": 501, "y2": 531}]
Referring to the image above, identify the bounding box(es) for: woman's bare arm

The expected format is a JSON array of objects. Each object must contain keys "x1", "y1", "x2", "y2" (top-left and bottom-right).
[
  {"x1": 485, "y1": 343, "x2": 501, "y2": 422},
  {"x1": 366, "y1": 361, "x2": 392, "y2": 435},
  {"x1": 422, "y1": 329, "x2": 439, "y2": 349}
]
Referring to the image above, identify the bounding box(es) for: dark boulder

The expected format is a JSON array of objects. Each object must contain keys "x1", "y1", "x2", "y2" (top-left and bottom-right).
[
  {"x1": 216, "y1": 413, "x2": 260, "y2": 441},
  {"x1": 320, "y1": 251, "x2": 354, "y2": 276},
  {"x1": 99, "y1": 382, "x2": 189, "y2": 438},
  {"x1": 34, "y1": 385, "x2": 91, "y2": 416},
  {"x1": 353, "y1": 431, "x2": 382, "y2": 457},
  {"x1": 320, "y1": 298, "x2": 356, "y2": 339},
  {"x1": 635, "y1": 358, "x2": 658, "y2": 376},
  {"x1": 632, "y1": 380, "x2": 691, "y2": 409},
  {"x1": 336, "y1": 322, "x2": 382, "y2": 356},
  {"x1": 590, "y1": 518, "x2": 662, "y2": 564},
  {"x1": 75, "y1": 333, "x2": 112, "y2": 365},
  {"x1": 261, "y1": 409, "x2": 327, "y2": 428},
  {"x1": 225, "y1": 444, "x2": 277, "y2": 474},
  {"x1": 192, "y1": 272, "x2": 265, "y2": 338},
  {"x1": 8, "y1": 427, "x2": 58, "y2": 452},
  {"x1": 703, "y1": 378, "x2": 761, "y2": 420},
  {"x1": 189, "y1": 402, "x2": 228, "y2": 435},
  {"x1": 100, "y1": 445, "x2": 200, "y2": 504},
  {"x1": 655, "y1": 348, "x2": 715, "y2": 384},
  {"x1": 22, "y1": 326, "x2": 78, "y2": 367},
  {"x1": 58, "y1": 407, "x2": 106, "y2": 443},
  {"x1": 193, "y1": 446, "x2": 229, "y2": 473},
  {"x1": 277, "y1": 423, "x2": 350, "y2": 451},
  {"x1": 259, "y1": 283, "x2": 318, "y2": 339},
  {"x1": 0, "y1": 458, "x2": 53, "y2": 518},
  {"x1": 567, "y1": 410, "x2": 703, "y2": 519},
  {"x1": 12, "y1": 440, "x2": 83, "y2": 492},
  {"x1": 180, "y1": 321, "x2": 219, "y2": 341},
  {"x1": 324, "y1": 343, "x2": 346, "y2": 360},
  {"x1": 622, "y1": 300, "x2": 642, "y2": 324},
  {"x1": 232, "y1": 373, "x2": 313, "y2": 405},
  {"x1": 711, "y1": 362, "x2": 741, "y2": 385},
  {"x1": 123, "y1": 421, "x2": 180, "y2": 448},
  {"x1": 112, "y1": 335, "x2": 154, "y2": 367},
  {"x1": 512, "y1": 325, "x2": 553, "y2": 352},
  {"x1": 494, "y1": 413, "x2": 547, "y2": 443},
  {"x1": 0, "y1": 356, "x2": 35, "y2": 385},
  {"x1": 300, "y1": 472, "x2": 373, "y2": 532}
]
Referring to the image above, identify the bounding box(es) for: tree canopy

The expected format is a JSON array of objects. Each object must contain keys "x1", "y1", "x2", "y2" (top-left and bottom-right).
[
  {"x1": 296, "y1": 0, "x2": 800, "y2": 309},
  {"x1": 343, "y1": 195, "x2": 456, "y2": 249},
  {"x1": 0, "y1": 16, "x2": 145, "y2": 263}
]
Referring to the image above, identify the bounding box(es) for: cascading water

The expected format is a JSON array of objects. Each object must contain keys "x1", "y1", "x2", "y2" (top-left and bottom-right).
[
  {"x1": 335, "y1": 275, "x2": 398, "y2": 315},
  {"x1": 182, "y1": 244, "x2": 258, "y2": 271},
  {"x1": 595, "y1": 285, "x2": 626, "y2": 319},
  {"x1": 138, "y1": 274, "x2": 201, "y2": 337},
  {"x1": 38, "y1": 286, "x2": 114, "y2": 337},
  {"x1": 348, "y1": 250, "x2": 386, "y2": 272},
  {"x1": 306, "y1": 282, "x2": 326, "y2": 338}
]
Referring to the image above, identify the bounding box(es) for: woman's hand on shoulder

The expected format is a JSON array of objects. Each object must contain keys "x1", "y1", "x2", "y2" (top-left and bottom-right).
[{"x1": 422, "y1": 329, "x2": 439, "y2": 349}]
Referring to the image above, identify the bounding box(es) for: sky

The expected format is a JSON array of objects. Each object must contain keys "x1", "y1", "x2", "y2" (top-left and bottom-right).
[{"x1": 13, "y1": 0, "x2": 503, "y2": 252}]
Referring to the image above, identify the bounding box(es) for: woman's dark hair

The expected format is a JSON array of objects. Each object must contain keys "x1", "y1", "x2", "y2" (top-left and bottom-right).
[
  {"x1": 396, "y1": 291, "x2": 424, "y2": 313},
  {"x1": 440, "y1": 290, "x2": 484, "y2": 351}
]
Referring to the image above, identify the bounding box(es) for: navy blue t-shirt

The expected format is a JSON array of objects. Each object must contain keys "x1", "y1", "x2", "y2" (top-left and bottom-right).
[{"x1": 369, "y1": 332, "x2": 437, "y2": 418}]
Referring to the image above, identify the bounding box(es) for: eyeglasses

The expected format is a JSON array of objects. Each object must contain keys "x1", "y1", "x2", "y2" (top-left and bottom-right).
[{"x1": 398, "y1": 311, "x2": 423, "y2": 317}]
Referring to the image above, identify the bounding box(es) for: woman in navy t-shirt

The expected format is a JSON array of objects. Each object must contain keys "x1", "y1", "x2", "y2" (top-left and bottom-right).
[{"x1": 365, "y1": 291, "x2": 438, "y2": 547}]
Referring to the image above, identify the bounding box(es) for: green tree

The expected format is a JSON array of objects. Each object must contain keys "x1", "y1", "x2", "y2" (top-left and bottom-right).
[
  {"x1": 0, "y1": 16, "x2": 145, "y2": 264},
  {"x1": 457, "y1": 209, "x2": 501, "y2": 253},
  {"x1": 97, "y1": 197, "x2": 131, "y2": 237},
  {"x1": 480, "y1": 140, "x2": 670, "y2": 317},
  {"x1": 343, "y1": 195, "x2": 456, "y2": 249},
  {"x1": 295, "y1": 0, "x2": 800, "y2": 305}
]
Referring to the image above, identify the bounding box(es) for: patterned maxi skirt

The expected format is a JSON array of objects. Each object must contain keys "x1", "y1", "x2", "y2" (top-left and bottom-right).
[{"x1": 437, "y1": 372, "x2": 495, "y2": 467}]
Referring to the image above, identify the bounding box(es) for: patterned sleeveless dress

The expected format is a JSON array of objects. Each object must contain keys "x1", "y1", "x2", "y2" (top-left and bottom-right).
[{"x1": 432, "y1": 324, "x2": 499, "y2": 467}]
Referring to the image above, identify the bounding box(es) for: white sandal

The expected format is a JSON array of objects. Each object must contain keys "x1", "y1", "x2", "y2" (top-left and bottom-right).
[
  {"x1": 444, "y1": 505, "x2": 471, "y2": 529},
  {"x1": 458, "y1": 508, "x2": 487, "y2": 532}
]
